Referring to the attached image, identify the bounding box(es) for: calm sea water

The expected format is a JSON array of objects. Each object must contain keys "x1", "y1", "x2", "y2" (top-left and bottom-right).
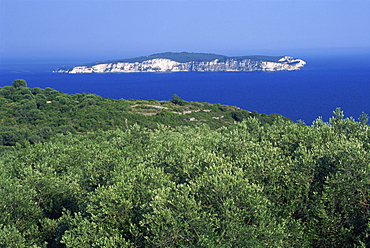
[{"x1": 0, "y1": 53, "x2": 369, "y2": 124}]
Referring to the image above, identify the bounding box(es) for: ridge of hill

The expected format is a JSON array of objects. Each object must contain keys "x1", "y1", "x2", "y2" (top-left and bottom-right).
[{"x1": 0, "y1": 79, "x2": 289, "y2": 148}]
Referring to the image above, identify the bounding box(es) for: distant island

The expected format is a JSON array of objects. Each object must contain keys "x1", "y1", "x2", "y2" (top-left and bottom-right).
[{"x1": 54, "y1": 52, "x2": 306, "y2": 73}]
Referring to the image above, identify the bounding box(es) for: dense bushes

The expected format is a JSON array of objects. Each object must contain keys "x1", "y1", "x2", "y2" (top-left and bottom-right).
[
  {"x1": 0, "y1": 109, "x2": 369, "y2": 247},
  {"x1": 0, "y1": 80, "x2": 369, "y2": 247}
]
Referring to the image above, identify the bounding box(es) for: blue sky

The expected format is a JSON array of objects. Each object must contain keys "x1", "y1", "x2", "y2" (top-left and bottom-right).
[{"x1": 0, "y1": 0, "x2": 369, "y2": 61}]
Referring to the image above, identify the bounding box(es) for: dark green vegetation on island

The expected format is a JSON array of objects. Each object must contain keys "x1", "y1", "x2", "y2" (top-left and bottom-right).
[
  {"x1": 86, "y1": 52, "x2": 228, "y2": 65},
  {"x1": 1, "y1": 79, "x2": 369, "y2": 247}
]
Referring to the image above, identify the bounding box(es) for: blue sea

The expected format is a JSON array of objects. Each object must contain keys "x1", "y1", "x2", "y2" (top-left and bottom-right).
[{"x1": 1, "y1": 53, "x2": 369, "y2": 124}]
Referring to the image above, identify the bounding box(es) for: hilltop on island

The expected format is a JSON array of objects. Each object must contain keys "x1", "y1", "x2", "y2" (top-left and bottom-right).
[{"x1": 55, "y1": 52, "x2": 306, "y2": 73}]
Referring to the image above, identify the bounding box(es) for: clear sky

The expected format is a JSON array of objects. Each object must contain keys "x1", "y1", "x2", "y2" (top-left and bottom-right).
[{"x1": 0, "y1": 0, "x2": 369, "y2": 61}]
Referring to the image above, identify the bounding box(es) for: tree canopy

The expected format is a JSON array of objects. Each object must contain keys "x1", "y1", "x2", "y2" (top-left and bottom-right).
[
  {"x1": 11, "y1": 79, "x2": 27, "y2": 88},
  {"x1": 0, "y1": 80, "x2": 369, "y2": 247}
]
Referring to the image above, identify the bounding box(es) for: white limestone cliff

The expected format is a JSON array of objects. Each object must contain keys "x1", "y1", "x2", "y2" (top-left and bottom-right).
[{"x1": 55, "y1": 56, "x2": 306, "y2": 74}]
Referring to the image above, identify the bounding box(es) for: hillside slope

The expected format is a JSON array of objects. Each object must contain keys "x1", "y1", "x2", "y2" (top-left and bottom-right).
[
  {"x1": 0, "y1": 82, "x2": 369, "y2": 247},
  {"x1": 0, "y1": 80, "x2": 288, "y2": 148}
]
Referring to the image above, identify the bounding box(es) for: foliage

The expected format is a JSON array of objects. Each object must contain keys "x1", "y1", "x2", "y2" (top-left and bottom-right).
[
  {"x1": 11, "y1": 79, "x2": 27, "y2": 88},
  {"x1": 0, "y1": 81, "x2": 285, "y2": 148},
  {"x1": 0, "y1": 81, "x2": 369, "y2": 247},
  {"x1": 169, "y1": 94, "x2": 184, "y2": 105}
]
